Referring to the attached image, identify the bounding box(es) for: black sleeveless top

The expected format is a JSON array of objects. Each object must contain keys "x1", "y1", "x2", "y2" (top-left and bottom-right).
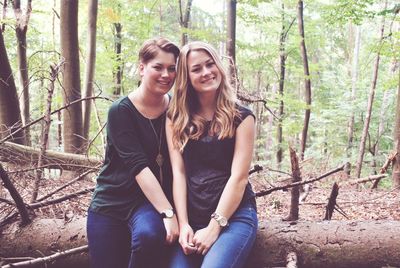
[{"x1": 183, "y1": 105, "x2": 256, "y2": 225}]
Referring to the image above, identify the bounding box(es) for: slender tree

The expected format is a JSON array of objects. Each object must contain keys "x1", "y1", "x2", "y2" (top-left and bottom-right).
[
  {"x1": 0, "y1": 29, "x2": 25, "y2": 145},
  {"x1": 179, "y1": 0, "x2": 193, "y2": 46},
  {"x1": 226, "y1": 0, "x2": 236, "y2": 87},
  {"x1": 12, "y1": 0, "x2": 32, "y2": 145},
  {"x1": 82, "y1": 0, "x2": 98, "y2": 144},
  {"x1": 60, "y1": 0, "x2": 83, "y2": 154},
  {"x1": 297, "y1": 0, "x2": 311, "y2": 160},
  {"x1": 393, "y1": 67, "x2": 400, "y2": 188},
  {"x1": 112, "y1": 21, "x2": 122, "y2": 96},
  {"x1": 345, "y1": 24, "x2": 361, "y2": 176},
  {"x1": 355, "y1": 1, "x2": 387, "y2": 178},
  {"x1": 276, "y1": 3, "x2": 293, "y2": 168}
]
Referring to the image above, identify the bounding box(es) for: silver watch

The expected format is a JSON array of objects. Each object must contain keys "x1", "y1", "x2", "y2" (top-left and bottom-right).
[
  {"x1": 160, "y1": 208, "x2": 174, "y2": 219},
  {"x1": 211, "y1": 212, "x2": 229, "y2": 227}
]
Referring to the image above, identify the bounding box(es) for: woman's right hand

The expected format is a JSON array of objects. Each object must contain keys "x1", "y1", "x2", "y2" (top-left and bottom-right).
[
  {"x1": 179, "y1": 223, "x2": 197, "y2": 255},
  {"x1": 163, "y1": 216, "x2": 179, "y2": 245}
]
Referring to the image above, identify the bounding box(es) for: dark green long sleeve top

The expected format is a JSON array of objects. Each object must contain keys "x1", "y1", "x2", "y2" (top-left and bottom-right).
[{"x1": 89, "y1": 96, "x2": 172, "y2": 221}]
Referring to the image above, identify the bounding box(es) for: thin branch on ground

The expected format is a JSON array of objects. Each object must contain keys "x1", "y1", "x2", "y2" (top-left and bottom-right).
[
  {"x1": 27, "y1": 187, "x2": 95, "y2": 209},
  {"x1": 36, "y1": 169, "x2": 96, "y2": 202},
  {"x1": 1, "y1": 245, "x2": 88, "y2": 268},
  {"x1": 255, "y1": 164, "x2": 345, "y2": 197}
]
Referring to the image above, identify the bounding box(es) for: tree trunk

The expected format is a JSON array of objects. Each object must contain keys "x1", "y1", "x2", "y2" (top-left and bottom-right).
[
  {"x1": 60, "y1": 0, "x2": 83, "y2": 154},
  {"x1": 179, "y1": 0, "x2": 193, "y2": 46},
  {"x1": 393, "y1": 63, "x2": 400, "y2": 188},
  {"x1": 355, "y1": 2, "x2": 386, "y2": 178},
  {"x1": 0, "y1": 141, "x2": 101, "y2": 170},
  {"x1": 277, "y1": 3, "x2": 286, "y2": 169},
  {"x1": 345, "y1": 25, "x2": 361, "y2": 176},
  {"x1": 13, "y1": 0, "x2": 32, "y2": 146},
  {"x1": 82, "y1": 0, "x2": 98, "y2": 144},
  {"x1": 247, "y1": 220, "x2": 400, "y2": 268},
  {"x1": 112, "y1": 22, "x2": 122, "y2": 96},
  {"x1": 226, "y1": 0, "x2": 236, "y2": 87},
  {"x1": 0, "y1": 30, "x2": 25, "y2": 145},
  {"x1": 1, "y1": 219, "x2": 400, "y2": 268},
  {"x1": 297, "y1": 0, "x2": 311, "y2": 160}
]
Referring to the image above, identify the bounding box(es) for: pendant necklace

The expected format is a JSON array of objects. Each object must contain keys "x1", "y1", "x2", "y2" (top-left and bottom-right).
[{"x1": 148, "y1": 116, "x2": 164, "y2": 184}]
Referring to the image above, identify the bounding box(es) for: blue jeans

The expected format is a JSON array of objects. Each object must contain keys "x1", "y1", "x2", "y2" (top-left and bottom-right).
[
  {"x1": 168, "y1": 201, "x2": 258, "y2": 268},
  {"x1": 87, "y1": 202, "x2": 167, "y2": 268}
]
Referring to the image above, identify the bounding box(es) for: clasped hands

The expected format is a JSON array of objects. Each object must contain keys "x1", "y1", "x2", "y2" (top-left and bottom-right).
[{"x1": 179, "y1": 222, "x2": 221, "y2": 256}]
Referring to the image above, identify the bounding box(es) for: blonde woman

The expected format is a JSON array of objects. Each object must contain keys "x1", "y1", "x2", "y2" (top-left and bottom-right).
[
  {"x1": 87, "y1": 38, "x2": 179, "y2": 268},
  {"x1": 166, "y1": 41, "x2": 258, "y2": 267}
]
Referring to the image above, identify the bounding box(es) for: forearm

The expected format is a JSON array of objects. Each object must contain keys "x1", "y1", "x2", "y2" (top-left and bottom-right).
[
  {"x1": 173, "y1": 173, "x2": 189, "y2": 226},
  {"x1": 136, "y1": 167, "x2": 173, "y2": 212},
  {"x1": 214, "y1": 176, "x2": 248, "y2": 220}
]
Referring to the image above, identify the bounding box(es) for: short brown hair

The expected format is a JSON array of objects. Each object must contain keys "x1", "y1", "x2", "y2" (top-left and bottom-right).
[{"x1": 138, "y1": 37, "x2": 180, "y2": 64}]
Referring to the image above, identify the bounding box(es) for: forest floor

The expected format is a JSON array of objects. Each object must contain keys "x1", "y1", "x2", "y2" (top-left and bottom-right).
[{"x1": 1, "y1": 167, "x2": 400, "y2": 223}]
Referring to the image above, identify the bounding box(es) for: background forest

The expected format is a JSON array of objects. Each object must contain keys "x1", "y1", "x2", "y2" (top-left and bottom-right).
[
  {"x1": 0, "y1": 0, "x2": 399, "y2": 192},
  {"x1": 1, "y1": 1, "x2": 400, "y2": 267}
]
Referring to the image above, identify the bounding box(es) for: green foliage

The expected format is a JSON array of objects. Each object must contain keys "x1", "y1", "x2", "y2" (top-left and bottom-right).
[{"x1": 1, "y1": 0, "x2": 399, "y2": 179}]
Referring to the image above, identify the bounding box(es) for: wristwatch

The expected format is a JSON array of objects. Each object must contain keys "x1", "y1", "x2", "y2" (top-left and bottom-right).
[
  {"x1": 211, "y1": 212, "x2": 229, "y2": 227},
  {"x1": 160, "y1": 208, "x2": 174, "y2": 219}
]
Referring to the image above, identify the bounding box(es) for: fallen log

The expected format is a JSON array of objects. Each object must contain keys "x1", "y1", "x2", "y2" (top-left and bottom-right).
[
  {"x1": 0, "y1": 142, "x2": 101, "y2": 171},
  {"x1": 1, "y1": 218, "x2": 399, "y2": 268}
]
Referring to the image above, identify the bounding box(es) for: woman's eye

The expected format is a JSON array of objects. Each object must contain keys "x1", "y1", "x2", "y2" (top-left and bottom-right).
[
  {"x1": 206, "y1": 62, "x2": 215, "y2": 68},
  {"x1": 153, "y1": 66, "x2": 162, "y2": 71},
  {"x1": 168, "y1": 67, "x2": 176, "y2": 72}
]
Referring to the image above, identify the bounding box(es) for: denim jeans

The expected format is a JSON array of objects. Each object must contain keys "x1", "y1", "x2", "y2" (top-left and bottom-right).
[
  {"x1": 87, "y1": 202, "x2": 167, "y2": 268},
  {"x1": 168, "y1": 201, "x2": 258, "y2": 268}
]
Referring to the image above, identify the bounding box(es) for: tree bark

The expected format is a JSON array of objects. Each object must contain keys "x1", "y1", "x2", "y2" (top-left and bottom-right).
[
  {"x1": 60, "y1": 0, "x2": 83, "y2": 154},
  {"x1": 0, "y1": 29, "x2": 25, "y2": 145},
  {"x1": 393, "y1": 63, "x2": 400, "y2": 188},
  {"x1": 82, "y1": 0, "x2": 98, "y2": 144},
  {"x1": 179, "y1": 0, "x2": 193, "y2": 46},
  {"x1": 12, "y1": 0, "x2": 32, "y2": 146},
  {"x1": 345, "y1": 25, "x2": 361, "y2": 176},
  {"x1": 1, "y1": 219, "x2": 400, "y2": 268},
  {"x1": 0, "y1": 141, "x2": 101, "y2": 170},
  {"x1": 112, "y1": 22, "x2": 122, "y2": 96},
  {"x1": 246, "y1": 220, "x2": 400, "y2": 268},
  {"x1": 226, "y1": 0, "x2": 236, "y2": 87},
  {"x1": 276, "y1": 3, "x2": 286, "y2": 169},
  {"x1": 297, "y1": 0, "x2": 312, "y2": 161},
  {"x1": 355, "y1": 1, "x2": 387, "y2": 178}
]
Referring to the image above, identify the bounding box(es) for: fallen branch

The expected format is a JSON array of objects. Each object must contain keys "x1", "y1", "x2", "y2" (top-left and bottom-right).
[
  {"x1": 0, "y1": 163, "x2": 31, "y2": 226},
  {"x1": 1, "y1": 245, "x2": 88, "y2": 268},
  {"x1": 372, "y1": 152, "x2": 397, "y2": 189},
  {"x1": 36, "y1": 169, "x2": 96, "y2": 202},
  {"x1": 348, "y1": 174, "x2": 387, "y2": 185},
  {"x1": 27, "y1": 187, "x2": 95, "y2": 209},
  {"x1": 256, "y1": 164, "x2": 345, "y2": 197}
]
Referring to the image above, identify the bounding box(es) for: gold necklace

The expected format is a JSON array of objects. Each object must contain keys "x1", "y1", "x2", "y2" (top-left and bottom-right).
[{"x1": 148, "y1": 116, "x2": 164, "y2": 184}]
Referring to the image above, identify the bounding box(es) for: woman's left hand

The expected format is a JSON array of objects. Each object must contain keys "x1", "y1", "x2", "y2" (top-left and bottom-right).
[{"x1": 192, "y1": 220, "x2": 222, "y2": 255}]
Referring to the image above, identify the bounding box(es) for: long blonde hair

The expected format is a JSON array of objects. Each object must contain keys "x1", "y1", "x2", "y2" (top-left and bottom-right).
[{"x1": 168, "y1": 41, "x2": 238, "y2": 151}]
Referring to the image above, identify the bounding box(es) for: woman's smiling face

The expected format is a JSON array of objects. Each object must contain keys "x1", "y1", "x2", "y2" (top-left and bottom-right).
[{"x1": 187, "y1": 49, "x2": 222, "y2": 95}]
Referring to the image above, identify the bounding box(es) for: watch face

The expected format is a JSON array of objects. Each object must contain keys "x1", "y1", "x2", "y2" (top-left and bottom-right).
[
  {"x1": 219, "y1": 218, "x2": 228, "y2": 227},
  {"x1": 165, "y1": 209, "x2": 174, "y2": 218}
]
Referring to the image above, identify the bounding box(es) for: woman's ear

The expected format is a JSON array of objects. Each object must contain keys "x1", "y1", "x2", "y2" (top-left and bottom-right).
[{"x1": 139, "y1": 62, "x2": 145, "y2": 77}]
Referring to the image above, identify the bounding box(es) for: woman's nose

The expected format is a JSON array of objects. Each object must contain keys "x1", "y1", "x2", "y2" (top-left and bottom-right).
[{"x1": 201, "y1": 66, "x2": 211, "y2": 76}]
